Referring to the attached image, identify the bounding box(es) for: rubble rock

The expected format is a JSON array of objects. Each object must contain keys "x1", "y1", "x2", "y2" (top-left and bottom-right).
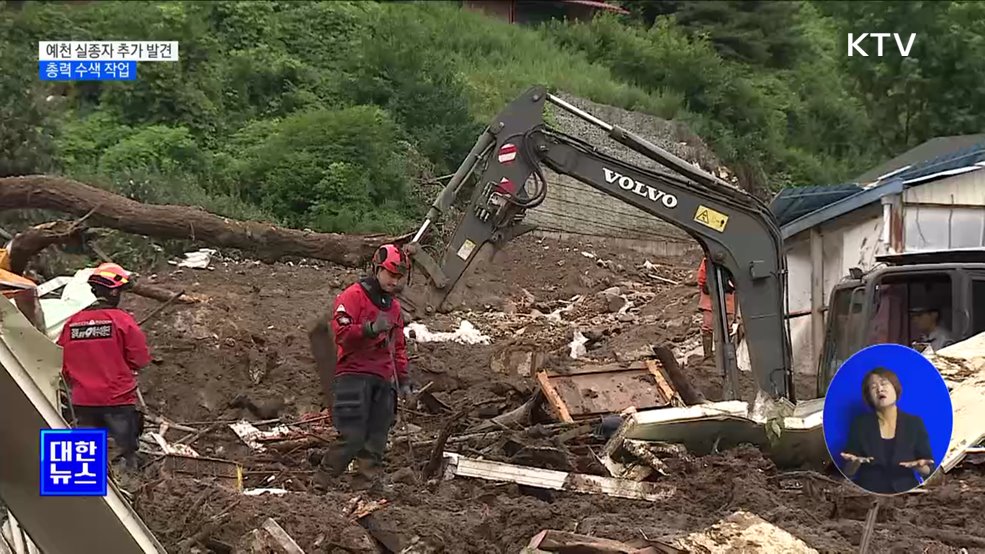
[
  {"x1": 578, "y1": 274, "x2": 597, "y2": 289},
  {"x1": 391, "y1": 467, "x2": 418, "y2": 485},
  {"x1": 606, "y1": 295, "x2": 627, "y2": 313},
  {"x1": 600, "y1": 286, "x2": 622, "y2": 297}
]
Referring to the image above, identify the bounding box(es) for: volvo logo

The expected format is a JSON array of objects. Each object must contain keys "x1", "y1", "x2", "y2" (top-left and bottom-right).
[{"x1": 603, "y1": 168, "x2": 679, "y2": 208}]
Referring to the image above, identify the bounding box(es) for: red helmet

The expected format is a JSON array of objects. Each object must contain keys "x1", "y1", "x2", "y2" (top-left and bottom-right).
[
  {"x1": 88, "y1": 262, "x2": 133, "y2": 290},
  {"x1": 372, "y1": 244, "x2": 409, "y2": 276}
]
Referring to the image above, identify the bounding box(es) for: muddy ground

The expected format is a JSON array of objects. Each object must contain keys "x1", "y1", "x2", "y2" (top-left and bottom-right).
[{"x1": 122, "y1": 235, "x2": 984, "y2": 553}]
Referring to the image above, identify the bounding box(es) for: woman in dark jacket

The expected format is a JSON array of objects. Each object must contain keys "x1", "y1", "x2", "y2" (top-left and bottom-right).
[{"x1": 840, "y1": 367, "x2": 935, "y2": 494}]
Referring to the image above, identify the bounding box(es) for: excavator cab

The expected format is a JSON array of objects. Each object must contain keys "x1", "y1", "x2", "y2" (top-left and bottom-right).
[{"x1": 817, "y1": 251, "x2": 985, "y2": 395}]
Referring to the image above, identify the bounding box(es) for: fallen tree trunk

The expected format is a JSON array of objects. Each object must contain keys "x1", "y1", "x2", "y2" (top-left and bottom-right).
[
  {"x1": 7, "y1": 220, "x2": 87, "y2": 275},
  {"x1": 0, "y1": 175, "x2": 410, "y2": 266},
  {"x1": 4, "y1": 218, "x2": 202, "y2": 304}
]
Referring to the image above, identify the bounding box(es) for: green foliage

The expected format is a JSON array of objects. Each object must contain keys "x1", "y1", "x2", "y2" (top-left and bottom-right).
[
  {"x1": 396, "y1": 1, "x2": 679, "y2": 121},
  {"x1": 0, "y1": 8, "x2": 56, "y2": 176},
  {"x1": 232, "y1": 106, "x2": 415, "y2": 233},
  {"x1": 342, "y1": 7, "x2": 483, "y2": 174},
  {"x1": 98, "y1": 125, "x2": 203, "y2": 176},
  {"x1": 55, "y1": 112, "x2": 134, "y2": 172},
  {"x1": 816, "y1": 0, "x2": 985, "y2": 155},
  {"x1": 663, "y1": 1, "x2": 813, "y2": 69},
  {"x1": 545, "y1": 9, "x2": 874, "y2": 188}
]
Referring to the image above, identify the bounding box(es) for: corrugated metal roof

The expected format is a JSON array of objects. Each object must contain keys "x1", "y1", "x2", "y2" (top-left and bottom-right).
[
  {"x1": 855, "y1": 134, "x2": 985, "y2": 183},
  {"x1": 893, "y1": 142, "x2": 985, "y2": 185},
  {"x1": 770, "y1": 184, "x2": 863, "y2": 227},
  {"x1": 780, "y1": 180, "x2": 904, "y2": 240},
  {"x1": 781, "y1": 139, "x2": 985, "y2": 239}
]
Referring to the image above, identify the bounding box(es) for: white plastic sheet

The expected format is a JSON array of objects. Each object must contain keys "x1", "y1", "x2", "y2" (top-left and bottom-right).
[{"x1": 404, "y1": 320, "x2": 490, "y2": 345}]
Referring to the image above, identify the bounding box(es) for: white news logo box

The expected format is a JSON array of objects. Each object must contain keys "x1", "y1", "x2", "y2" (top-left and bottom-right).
[{"x1": 39, "y1": 41, "x2": 179, "y2": 62}]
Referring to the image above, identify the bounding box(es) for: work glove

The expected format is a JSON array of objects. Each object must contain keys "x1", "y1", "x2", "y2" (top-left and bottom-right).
[
  {"x1": 397, "y1": 376, "x2": 416, "y2": 410},
  {"x1": 362, "y1": 312, "x2": 394, "y2": 337},
  {"x1": 398, "y1": 379, "x2": 414, "y2": 399}
]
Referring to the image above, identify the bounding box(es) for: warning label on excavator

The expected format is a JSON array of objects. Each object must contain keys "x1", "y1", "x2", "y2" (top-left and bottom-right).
[
  {"x1": 694, "y1": 205, "x2": 729, "y2": 232},
  {"x1": 456, "y1": 239, "x2": 476, "y2": 261}
]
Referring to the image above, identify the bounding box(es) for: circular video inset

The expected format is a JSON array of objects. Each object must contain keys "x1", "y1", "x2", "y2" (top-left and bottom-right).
[{"x1": 822, "y1": 343, "x2": 953, "y2": 495}]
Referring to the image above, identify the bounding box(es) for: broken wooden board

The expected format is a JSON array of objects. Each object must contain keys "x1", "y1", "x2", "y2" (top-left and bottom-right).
[
  {"x1": 672, "y1": 511, "x2": 817, "y2": 553},
  {"x1": 536, "y1": 360, "x2": 679, "y2": 423},
  {"x1": 160, "y1": 454, "x2": 243, "y2": 491},
  {"x1": 356, "y1": 513, "x2": 437, "y2": 554},
  {"x1": 342, "y1": 496, "x2": 389, "y2": 520},
  {"x1": 522, "y1": 529, "x2": 681, "y2": 554},
  {"x1": 491, "y1": 344, "x2": 547, "y2": 377},
  {"x1": 601, "y1": 400, "x2": 828, "y2": 471},
  {"x1": 241, "y1": 518, "x2": 305, "y2": 554},
  {"x1": 261, "y1": 519, "x2": 304, "y2": 554},
  {"x1": 228, "y1": 420, "x2": 294, "y2": 451},
  {"x1": 442, "y1": 452, "x2": 676, "y2": 502}
]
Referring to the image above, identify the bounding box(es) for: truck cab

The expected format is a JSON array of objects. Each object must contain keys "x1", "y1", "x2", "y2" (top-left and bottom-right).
[{"x1": 817, "y1": 250, "x2": 985, "y2": 395}]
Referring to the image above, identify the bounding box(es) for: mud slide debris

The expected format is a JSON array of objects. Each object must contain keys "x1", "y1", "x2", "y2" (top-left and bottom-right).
[{"x1": 8, "y1": 223, "x2": 985, "y2": 552}]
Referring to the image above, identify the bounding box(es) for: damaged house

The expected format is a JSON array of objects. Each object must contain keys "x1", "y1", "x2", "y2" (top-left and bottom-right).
[{"x1": 770, "y1": 135, "x2": 985, "y2": 376}]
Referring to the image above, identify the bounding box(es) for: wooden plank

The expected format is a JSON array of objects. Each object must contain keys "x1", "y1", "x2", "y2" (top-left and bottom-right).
[
  {"x1": 548, "y1": 361, "x2": 647, "y2": 377},
  {"x1": 539, "y1": 366, "x2": 674, "y2": 420},
  {"x1": 645, "y1": 359, "x2": 676, "y2": 405},
  {"x1": 526, "y1": 529, "x2": 657, "y2": 553},
  {"x1": 443, "y1": 452, "x2": 676, "y2": 502},
  {"x1": 858, "y1": 501, "x2": 880, "y2": 554},
  {"x1": 161, "y1": 454, "x2": 243, "y2": 492},
  {"x1": 537, "y1": 371, "x2": 574, "y2": 423},
  {"x1": 260, "y1": 518, "x2": 305, "y2": 554}
]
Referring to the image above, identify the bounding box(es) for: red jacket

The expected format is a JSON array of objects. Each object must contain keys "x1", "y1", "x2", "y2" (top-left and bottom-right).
[
  {"x1": 57, "y1": 306, "x2": 151, "y2": 407},
  {"x1": 697, "y1": 259, "x2": 735, "y2": 312},
  {"x1": 331, "y1": 279, "x2": 408, "y2": 383},
  {"x1": 697, "y1": 259, "x2": 736, "y2": 292}
]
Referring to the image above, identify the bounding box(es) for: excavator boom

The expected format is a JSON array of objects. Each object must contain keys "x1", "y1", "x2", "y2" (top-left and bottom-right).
[{"x1": 401, "y1": 86, "x2": 792, "y2": 401}]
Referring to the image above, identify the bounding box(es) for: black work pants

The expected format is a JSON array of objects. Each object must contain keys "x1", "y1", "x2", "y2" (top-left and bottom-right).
[
  {"x1": 73, "y1": 405, "x2": 142, "y2": 468},
  {"x1": 321, "y1": 373, "x2": 396, "y2": 477}
]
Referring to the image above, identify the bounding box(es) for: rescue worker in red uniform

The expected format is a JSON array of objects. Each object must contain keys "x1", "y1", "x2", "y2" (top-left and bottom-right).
[
  {"x1": 316, "y1": 244, "x2": 413, "y2": 488},
  {"x1": 58, "y1": 263, "x2": 151, "y2": 471},
  {"x1": 697, "y1": 257, "x2": 736, "y2": 359}
]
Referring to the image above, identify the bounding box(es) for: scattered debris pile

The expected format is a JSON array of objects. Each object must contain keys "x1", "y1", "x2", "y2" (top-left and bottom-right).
[{"x1": 6, "y1": 229, "x2": 985, "y2": 553}]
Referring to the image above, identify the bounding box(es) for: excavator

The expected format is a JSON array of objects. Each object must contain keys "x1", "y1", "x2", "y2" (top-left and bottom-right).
[
  {"x1": 399, "y1": 84, "x2": 790, "y2": 405},
  {"x1": 398, "y1": 84, "x2": 985, "y2": 406}
]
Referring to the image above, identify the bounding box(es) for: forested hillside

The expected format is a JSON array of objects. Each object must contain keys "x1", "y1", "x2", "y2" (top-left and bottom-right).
[{"x1": 2, "y1": 0, "x2": 984, "y2": 234}]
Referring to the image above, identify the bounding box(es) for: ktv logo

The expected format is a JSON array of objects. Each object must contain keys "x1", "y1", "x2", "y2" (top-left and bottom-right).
[{"x1": 847, "y1": 33, "x2": 917, "y2": 57}]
